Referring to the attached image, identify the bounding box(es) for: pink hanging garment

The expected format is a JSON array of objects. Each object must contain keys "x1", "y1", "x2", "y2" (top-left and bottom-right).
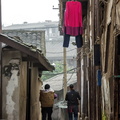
[{"x1": 64, "y1": 1, "x2": 83, "y2": 36}]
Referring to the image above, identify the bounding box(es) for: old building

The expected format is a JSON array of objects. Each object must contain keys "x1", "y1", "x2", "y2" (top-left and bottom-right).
[
  {"x1": 0, "y1": 33, "x2": 54, "y2": 120},
  {"x1": 59, "y1": 0, "x2": 120, "y2": 120},
  {"x1": 99, "y1": 0, "x2": 120, "y2": 119}
]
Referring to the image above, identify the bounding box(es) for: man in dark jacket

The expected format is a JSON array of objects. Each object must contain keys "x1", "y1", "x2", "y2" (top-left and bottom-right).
[{"x1": 65, "y1": 84, "x2": 81, "y2": 120}]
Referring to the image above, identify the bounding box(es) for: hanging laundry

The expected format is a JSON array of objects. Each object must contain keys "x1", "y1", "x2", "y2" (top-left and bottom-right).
[
  {"x1": 63, "y1": 1, "x2": 83, "y2": 48},
  {"x1": 63, "y1": 34, "x2": 83, "y2": 48}
]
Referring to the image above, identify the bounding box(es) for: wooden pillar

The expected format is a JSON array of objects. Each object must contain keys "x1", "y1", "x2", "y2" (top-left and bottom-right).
[
  {"x1": 94, "y1": 0, "x2": 102, "y2": 119},
  {"x1": 77, "y1": 48, "x2": 81, "y2": 93},
  {"x1": 91, "y1": 0, "x2": 96, "y2": 119},
  {"x1": 77, "y1": 48, "x2": 82, "y2": 118}
]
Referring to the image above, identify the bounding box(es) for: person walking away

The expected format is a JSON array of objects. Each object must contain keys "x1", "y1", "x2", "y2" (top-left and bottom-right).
[
  {"x1": 39, "y1": 84, "x2": 57, "y2": 120},
  {"x1": 65, "y1": 84, "x2": 81, "y2": 120}
]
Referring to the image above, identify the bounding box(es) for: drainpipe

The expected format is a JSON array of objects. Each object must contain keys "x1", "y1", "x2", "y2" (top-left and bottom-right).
[{"x1": 0, "y1": 0, "x2": 2, "y2": 118}]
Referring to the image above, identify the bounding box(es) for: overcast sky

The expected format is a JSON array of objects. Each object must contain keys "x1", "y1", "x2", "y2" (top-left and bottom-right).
[{"x1": 1, "y1": 0, "x2": 59, "y2": 26}]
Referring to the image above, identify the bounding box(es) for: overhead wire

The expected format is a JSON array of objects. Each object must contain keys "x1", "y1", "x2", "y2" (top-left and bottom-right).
[
  {"x1": 42, "y1": 68, "x2": 76, "y2": 75},
  {"x1": 42, "y1": 67, "x2": 80, "y2": 76},
  {"x1": 42, "y1": 68, "x2": 78, "y2": 83},
  {"x1": 43, "y1": 68, "x2": 77, "y2": 84},
  {"x1": 45, "y1": 41, "x2": 79, "y2": 81},
  {"x1": 46, "y1": 48, "x2": 77, "y2": 54},
  {"x1": 46, "y1": 39, "x2": 77, "y2": 53},
  {"x1": 67, "y1": 69, "x2": 76, "y2": 83}
]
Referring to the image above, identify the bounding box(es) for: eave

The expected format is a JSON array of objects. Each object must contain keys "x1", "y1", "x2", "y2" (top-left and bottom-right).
[{"x1": 0, "y1": 33, "x2": 55, "y2": 71}]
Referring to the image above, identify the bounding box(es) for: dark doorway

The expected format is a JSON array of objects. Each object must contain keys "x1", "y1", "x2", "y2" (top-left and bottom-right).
[
  {"x1": 114, "y1": 35, "x2": 120, "y2": 120},
  {"x1": 117, "y1": 35, "x2": 120, "y2": 119},
  {"x1": 26, "y1": 62, "x2": 31, "y2": 120}
]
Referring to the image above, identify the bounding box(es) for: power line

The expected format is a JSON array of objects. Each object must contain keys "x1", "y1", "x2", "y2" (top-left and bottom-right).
[
  {"x1": 42, "y1": 69, "x2": 77, "y2": 82},
  {"x1": 67, "y1": 70, "x2": 76, "y2": 82},
  {"x1": 46, "y1": 48, "x2": 76, "y2": 54},
  {"x1": 42, "y1": 67, "x2": 80, "y2": 75}
]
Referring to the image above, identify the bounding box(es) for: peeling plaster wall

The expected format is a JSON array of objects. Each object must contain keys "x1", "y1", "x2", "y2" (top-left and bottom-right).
[
  {"x1": 2, "y1": 51, "x2": 21, "y2": 120},
  {"x1": 6, "y1": 69, "x2": 19, "y2": 120}
]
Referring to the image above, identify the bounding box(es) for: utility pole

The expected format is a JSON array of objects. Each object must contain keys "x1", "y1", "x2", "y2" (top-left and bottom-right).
[
  {"x1": 0, "y1": 0, "x2": 2, "y2": 118},
  {"x1": 63, "y1": 47, "x2": 67, "y2": 100}
]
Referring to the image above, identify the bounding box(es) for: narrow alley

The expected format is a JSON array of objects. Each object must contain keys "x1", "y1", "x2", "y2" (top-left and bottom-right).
[{"x1": 0, "y1": 0, "x2": 120, "y2": 120}]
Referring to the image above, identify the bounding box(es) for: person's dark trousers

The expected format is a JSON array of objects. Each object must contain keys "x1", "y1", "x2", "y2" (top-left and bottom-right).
[
  {"x1": 41, "y1": 107, "x2": 53, "y2": 120},
  {"x1": 63, "y1": 34, "x2": 83, "y2": 48},
  {"x1": 68, "y1": 105, "x2": 78, "y2": 120}
]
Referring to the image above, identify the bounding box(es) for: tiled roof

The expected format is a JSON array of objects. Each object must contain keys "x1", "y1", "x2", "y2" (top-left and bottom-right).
[
  {"x1": 2, "y1": 21, "x2": 77, "y2": 60},
  {"x1": 3, "y1": 21, "x2": 58, "y2": 30},
  {"x1": 0, "y1": 33, "x2": 55, "y2": 71}
]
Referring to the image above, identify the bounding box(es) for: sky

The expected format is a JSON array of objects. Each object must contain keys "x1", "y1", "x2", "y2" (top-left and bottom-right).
[{"x1": 1, "y1": 0, "x2": 59, "y2": 26}]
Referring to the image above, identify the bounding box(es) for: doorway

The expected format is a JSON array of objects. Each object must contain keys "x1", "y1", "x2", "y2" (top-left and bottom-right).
[
  {"x1": 26, "y1": 62, "x2": 31, "y2": 120},
  {"x1": 114, "y1": 35, "x2": 120, "y2": 120}
]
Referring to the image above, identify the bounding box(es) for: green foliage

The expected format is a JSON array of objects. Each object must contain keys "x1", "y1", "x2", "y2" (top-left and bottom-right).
[
  {"x1": 41, "y1": 62, "x2": 64, "y2": 81},
  {"x1": 41, "y1": 71, "x2": 56, "y2": 80},
  {"x1": 102, "y1": 113, "x2": 107, "y2": 120}
]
